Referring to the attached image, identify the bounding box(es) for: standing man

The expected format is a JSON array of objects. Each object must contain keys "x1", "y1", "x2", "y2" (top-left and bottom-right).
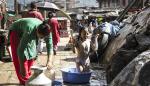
[
  {"x1": 47, "y1": 11, "x2": 60, "y2": 55},
  {"x1": 8, "y1": 18, "x2": 53, "y2": 85}
]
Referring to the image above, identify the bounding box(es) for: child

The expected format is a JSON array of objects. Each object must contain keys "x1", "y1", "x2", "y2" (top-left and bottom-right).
[{"x1": 74, "y1": 26, "x2": 91, "y2": 72}]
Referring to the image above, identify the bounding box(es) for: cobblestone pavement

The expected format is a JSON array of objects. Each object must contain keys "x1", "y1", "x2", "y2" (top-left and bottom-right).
[{"x1": 0, "y1": 37, "x2": 107, "y2": 86}]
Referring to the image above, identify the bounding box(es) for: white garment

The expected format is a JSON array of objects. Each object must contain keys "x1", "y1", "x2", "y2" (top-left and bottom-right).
[{"x1": 37, "y1": 39, "x2": 44, "y2": 53}]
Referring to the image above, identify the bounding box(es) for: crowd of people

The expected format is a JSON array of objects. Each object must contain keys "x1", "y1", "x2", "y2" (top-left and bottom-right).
[{"x1": 0, "y1": 1, "x2": 122, "y2": 85}]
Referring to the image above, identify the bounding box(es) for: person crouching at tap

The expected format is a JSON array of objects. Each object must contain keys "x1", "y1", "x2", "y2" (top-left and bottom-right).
[{"x1": 74, "y1": 26, "x2": 91, "y2": 72}]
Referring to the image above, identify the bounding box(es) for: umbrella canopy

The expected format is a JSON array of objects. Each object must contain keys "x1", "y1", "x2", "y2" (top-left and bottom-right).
[
  {"x1": 36, "y1": 1, "x2": 71, "y2": 20},
  {"x1": 18, "y1": 0, "x2": 42, "y2": 5},
  {"x1": 36, "y1": 1, "x2": 60, "y2": 11},
  {"x1": 51, "y1": 10, "x2": 71, "y2": 20}
]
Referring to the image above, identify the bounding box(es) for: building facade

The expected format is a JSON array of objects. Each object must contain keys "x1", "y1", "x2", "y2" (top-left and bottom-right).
[{"x1": 97, "y1": 0, "x2": 146, "y2": 10}]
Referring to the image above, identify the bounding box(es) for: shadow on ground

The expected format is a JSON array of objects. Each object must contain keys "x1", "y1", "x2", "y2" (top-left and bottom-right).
[
  {"x1": 0, "y1": 83, "x2": 23, "y2": 86},
  {"x1": 61, "y1": 57, "x2": 76, "y2": 62},
  {"x1": 0, "y1": 56, "x2": 12, "y2": 63},
  {"x1": 43, "y1": 45, "x2": 66, "y2": 52}
]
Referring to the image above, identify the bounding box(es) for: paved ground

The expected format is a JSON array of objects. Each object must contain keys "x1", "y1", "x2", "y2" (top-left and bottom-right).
[{"x1": 0, "y1": 37, "x2": 107, "y2": 86}]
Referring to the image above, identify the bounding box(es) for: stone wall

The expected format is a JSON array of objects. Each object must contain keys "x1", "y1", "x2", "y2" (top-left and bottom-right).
[
  {"x1": 110, "y1": 50, "x2": 150, "y2": 86},
  {"x1": 105, "y1": 7, "x2": 150, "y2": 84}
]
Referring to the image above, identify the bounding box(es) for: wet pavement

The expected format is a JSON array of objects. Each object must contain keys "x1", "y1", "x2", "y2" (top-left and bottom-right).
[{"x1": 0, "y1": 37, "x2": 107, "y2": 86}]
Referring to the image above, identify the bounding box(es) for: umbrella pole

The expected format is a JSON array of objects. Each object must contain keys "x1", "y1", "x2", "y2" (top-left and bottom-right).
[{"x1": 44, "y1": 11, "x2": 47, "y2": 20}]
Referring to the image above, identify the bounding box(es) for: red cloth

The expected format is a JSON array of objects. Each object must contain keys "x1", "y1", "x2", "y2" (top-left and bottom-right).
[
  {"x1": 10, "y1": 31, "x2": 35, "y2": 85},
  {"x1": 0, "y1": 15, "x2": 3, "y2": 21},
  {"x1": 48, "y1": 18, "x2": 60, "y2": 46},
  {"x1": 25, "y1": 10, "x2": 44, "y2": 21}
]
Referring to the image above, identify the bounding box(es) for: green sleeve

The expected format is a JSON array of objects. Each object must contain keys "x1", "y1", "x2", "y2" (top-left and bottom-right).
[
  {"x1": 17, "y1": 31, "x2": 29, "y2": 61},
  {"x1": 44, "y1": 32, "x2": 53, "y2": 56}
]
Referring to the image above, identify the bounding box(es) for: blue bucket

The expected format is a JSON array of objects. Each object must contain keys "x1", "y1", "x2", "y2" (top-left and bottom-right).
[
  {"x1": 61, "y1": 68, "x2": 92, "y2": 84},
  {"x1": 52, "y1": 80, "x2": 62, "y2": 86}
]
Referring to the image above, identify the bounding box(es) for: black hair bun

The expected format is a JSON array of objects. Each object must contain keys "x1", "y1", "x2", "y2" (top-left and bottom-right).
[{"x1": 42, "y1": 21, "x2": 47, "y2": 25}]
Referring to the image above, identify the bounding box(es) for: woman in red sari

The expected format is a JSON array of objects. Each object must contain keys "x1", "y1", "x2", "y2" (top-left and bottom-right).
[
  {"x1": 47, "y1": 11, "x2": 60, "y2": 55},
  {"x1": 8, "y1": 18, "x2": 53, "y2": 85}
]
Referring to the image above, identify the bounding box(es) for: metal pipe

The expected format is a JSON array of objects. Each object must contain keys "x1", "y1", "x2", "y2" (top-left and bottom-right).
[{"x1": 14, "y1": 0, "x2": 18, "y2": 15}]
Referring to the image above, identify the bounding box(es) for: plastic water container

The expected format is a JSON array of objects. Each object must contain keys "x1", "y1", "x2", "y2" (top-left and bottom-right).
[{"x1": 61, "y1": 68, "x2": 92, "y2": 84}]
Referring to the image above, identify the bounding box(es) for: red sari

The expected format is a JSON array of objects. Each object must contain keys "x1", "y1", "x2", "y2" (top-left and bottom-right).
[
  {"x1": 10, "y1": 31, "x2": 35, "y2": 85},
  {"x1": 48, "y1": 18, "x2": 60, "y2": 48},
  {"x1": 25, "y1": 10, "x2": 44, "y2": 21}
]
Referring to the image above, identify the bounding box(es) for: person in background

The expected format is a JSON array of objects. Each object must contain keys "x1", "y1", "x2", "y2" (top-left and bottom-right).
[
  {"x1": 0, "y1": 5, "x2": 8, "y2": 30},
  {"x1": 25, "y1": 2, "x2": 44, "y2": 54},
  {"x1": 47, "y1": 11, "x2": 60, "y2": 55},
  {"x1": 25, "y1": 1, "x2": 44, "y2": 21},
  {"x1": 97, "y1": 16, "x2": 103, "y2": 25},
  {"x1": 74, "y1": 26, "x2": 91, "y2": 72},
  {"x1": 0, "y1": 7, "x2": 3, "y2": 21},
  {"x1": 88, "y1": 21, "x2": 97, "y2": 33},
  {"x1": 78, "y1": 16, "x2": 88, "y2": 27},
  {"x1": 8, "y1": 18, "x2": 53, "y2": 85}
]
